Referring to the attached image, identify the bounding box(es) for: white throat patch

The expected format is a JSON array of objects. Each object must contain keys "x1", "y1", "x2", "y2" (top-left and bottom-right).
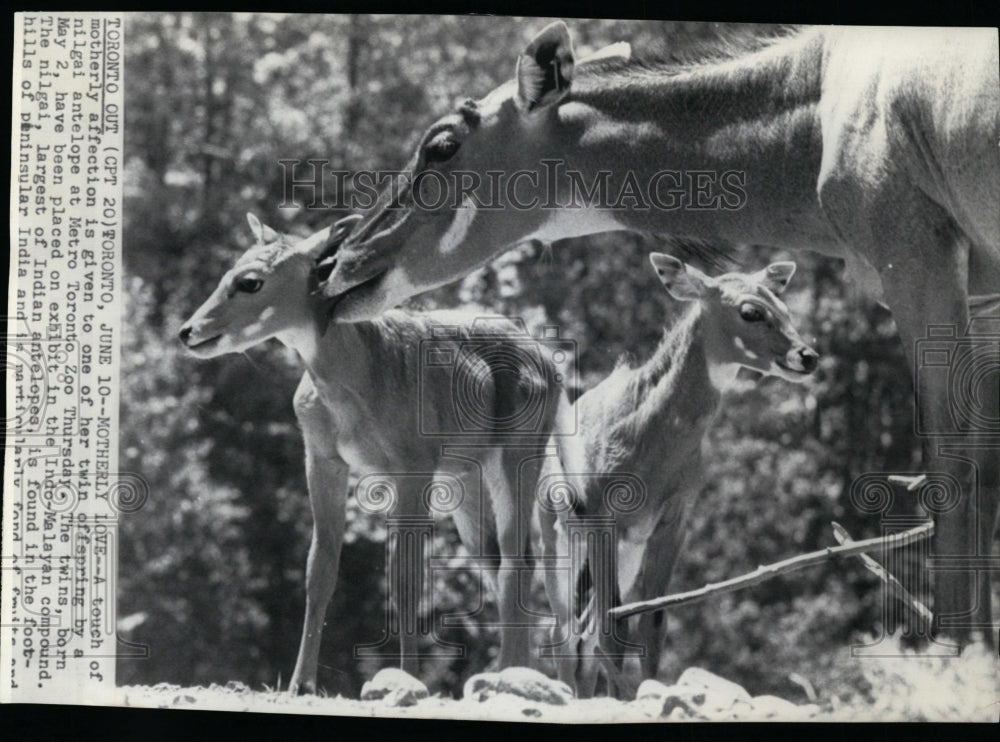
[
  {"x1": 440, "y1": 195, "x2": 478, "y2": 254},
  {"x1": 707, "y1": 361, "x2": 741, "y2": 391}
]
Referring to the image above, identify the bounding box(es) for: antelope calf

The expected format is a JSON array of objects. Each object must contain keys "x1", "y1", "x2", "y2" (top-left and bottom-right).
[
  {"x1": 539, "y1": 254, "x2": 819, "y2": 696},
  {"x1": 180, "y1": 215, "x2": 561, "y2": 694}
]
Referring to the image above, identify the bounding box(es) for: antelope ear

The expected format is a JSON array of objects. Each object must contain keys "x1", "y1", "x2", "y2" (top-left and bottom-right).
[
  {"x1": 649, "y1": 252, "x2": 712, "y2": 301},
  {"x1": 301, "y1": 214, "x2": 364, "y2": 262},
  {"x1": 515, "y1": 21, "x2": 575, "y2": 114},
  {"x1": 247, "y1": 213, "x2": 280, "y2": 244},
  {"x1": 247, "y1": 212, "x2": 264, "y2": 243},
  {"x1": 756, "y1": 261, "x2": 797, "y2": 294}
]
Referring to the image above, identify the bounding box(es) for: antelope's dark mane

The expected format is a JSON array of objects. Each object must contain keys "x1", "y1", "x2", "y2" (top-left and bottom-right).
[{"x1": 650, "y1": 233, "x2": 740, "y2": 273}]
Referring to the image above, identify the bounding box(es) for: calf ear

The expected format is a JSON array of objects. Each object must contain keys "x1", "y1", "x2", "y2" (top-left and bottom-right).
[
  {"x1": 649, "y1": 253, "x2": 712, "y2": 301},
  {"x1": 247, "y1": 213, "x2": 264, "y2": 243},
  {"x1": 246, "y1": 213, "x2": 280, "y2": 244},
  {"x1": 756, "y1": 262, "x2": 797, "y2": 294},
  {"x1": 516, "y1": 21, "x2": 575, "y2": 114}
]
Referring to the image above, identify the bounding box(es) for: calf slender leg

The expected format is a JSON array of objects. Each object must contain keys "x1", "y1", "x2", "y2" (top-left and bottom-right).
[
  {"x1": 389, "y1": 476, "x2": 428, "y2": 678},
  {"x1": 538, "y1": 495, "x2": 580, "y2": 686},
  {"x1": 636, "y1": 507, "x2": 689, "y2": 681},
  {"x1": 290, "y1": 377, "x2": 349, "y2": 695},
  {"x1": 485, "y1": 449, "x2": 534, "y2": 668}
]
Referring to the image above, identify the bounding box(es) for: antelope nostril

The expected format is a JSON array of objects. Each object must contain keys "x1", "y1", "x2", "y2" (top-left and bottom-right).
[
  {"x1": 178, "y1": 326, "x2": 192, "y2": 344},
  {"x1": 799, "y1": 348, "x2": 819, "y2": 371}
]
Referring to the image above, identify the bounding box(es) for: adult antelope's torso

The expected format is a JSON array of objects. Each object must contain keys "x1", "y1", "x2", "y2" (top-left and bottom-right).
[{"x1": 816, "y1": 27, "x2": 1000, "y2": 290}]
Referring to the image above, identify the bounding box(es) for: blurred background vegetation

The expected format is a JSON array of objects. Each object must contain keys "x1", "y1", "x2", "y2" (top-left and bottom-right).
[{"x1": 118, "y1": 13, "x2": 953, "y2": 703}]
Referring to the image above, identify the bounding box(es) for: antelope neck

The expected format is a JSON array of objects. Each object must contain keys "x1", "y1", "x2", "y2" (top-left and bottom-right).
[
  {"x1": 637, "y1": 305, "x2": 726, "y2": 422},
  {"x1": 278, "y1": 317, "x2": 374, "y2": 405},
  {"x1": 555, "y1": 29, "x2": 836, "y2": 251}
]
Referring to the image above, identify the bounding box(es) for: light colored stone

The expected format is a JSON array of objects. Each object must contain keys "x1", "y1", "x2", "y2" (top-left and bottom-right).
[
  {"x1": 659, "y1": 686, "x2": 707, "y2": 718},
  {"x1": 360, "y1": 667, "x2": 429, "y2": 707},
  {"x1": 629, "y1": 696, "x2": 663, "y2": 718},
  {"x1": 463, "y1": 667, "x2": 574, "y2": 706},
  {"x1": 635, "y1": 678, "x2": 671, "y2": 700},
  {"x1": 676, "y1": 666, "x2": 752, "y2": 711},
  {"x1": 463, "y1": 671, "x2": 498, "y2": 702}
]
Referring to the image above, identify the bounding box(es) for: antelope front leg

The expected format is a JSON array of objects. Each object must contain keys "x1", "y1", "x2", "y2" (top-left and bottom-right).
[
  {"x1": 289, "y1": 450, "x2": 350, "y2": 694},
  {"x1": 538, "y1": 506, "x2": 579, "y2": 686},
  {"x1": 820, "y1": 166, "x2": 999, "y2": 645},
  {"x1": 388, "y1": 477, "x2": 428, "y2": 678},
  {"x1": 636, "y1": 513, "x2": 688, "y2": 682},
  {"x1": 496, "y1": 537, "x2": 532, "y2": 668},
  {"x1": 289, "y1": 377, "x2": 350, "y2": 695},
  {"x1": 878, "y1": 248, "x2": 998, "y2": 646},
  {"x1": 490, "y1": 448, "x2": 539, "y2": 670}
]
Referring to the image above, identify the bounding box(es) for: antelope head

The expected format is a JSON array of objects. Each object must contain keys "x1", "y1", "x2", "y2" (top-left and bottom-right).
[
  {"x1": 319, "y1": 22, "x2": 631, "y2": 321},
  {"x1": 649, "y1": 253, "x2": 820, "y2": 385},
  {"x1": 179, "y1": 213, "x2": 359, "y2": 357}
]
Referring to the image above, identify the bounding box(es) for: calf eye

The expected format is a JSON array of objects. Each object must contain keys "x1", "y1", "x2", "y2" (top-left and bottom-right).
[
  {"x1": 235, "y1": 277, "x2": 264, "y2": 293},
  {"x1": 739, "y1": 303, "x2": 765, "y2": 322}
]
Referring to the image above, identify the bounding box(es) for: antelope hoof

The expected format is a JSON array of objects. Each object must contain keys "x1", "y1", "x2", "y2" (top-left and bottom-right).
[{"x1": 291, "y1": 680, "x2": 316, "y2": 696}]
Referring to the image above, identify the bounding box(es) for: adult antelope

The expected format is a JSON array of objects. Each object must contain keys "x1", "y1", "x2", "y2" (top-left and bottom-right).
[
  {"x1": 179, "y1": 214, "x2": 562, "y2": 694},
  {"x1": 317, "y1": 22, "x2": 1000, "y2": 643},
  {"x1": 538, "y1": 255, "x2": 818, "y2": 696}
]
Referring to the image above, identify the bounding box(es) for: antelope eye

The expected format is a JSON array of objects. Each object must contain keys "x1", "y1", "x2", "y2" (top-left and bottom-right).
[
  {"x1": 425, "y1": 134, "x2": 460, "y2": 163},
  {"x1": 739, "y1": 303, "x2": 765, "y2": 322},
  {"x1": 235, "y1": 276, "x2": 264, "y2": 293}
]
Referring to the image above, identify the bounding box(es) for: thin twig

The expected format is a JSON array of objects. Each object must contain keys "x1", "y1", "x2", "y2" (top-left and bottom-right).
[
  {"x1": 831, "y1": 521, "x2": 933, "y2": 624},
  {"x1": 609, "y1": 521, "x2": 935, "y2": 620}
]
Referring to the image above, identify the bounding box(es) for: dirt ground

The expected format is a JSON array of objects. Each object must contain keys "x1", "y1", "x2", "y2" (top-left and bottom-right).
[{"x1": 118, "y1": 649, "x2": 1000, "y2": 723}]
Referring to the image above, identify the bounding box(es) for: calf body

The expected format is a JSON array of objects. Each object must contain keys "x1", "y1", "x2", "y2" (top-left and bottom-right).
[
  {"x1": 539, "y1": 254, "x2": 818, "y2": 696},
  {"x1": 181, "y1": 215, "x2": 559, "y2": 694}
]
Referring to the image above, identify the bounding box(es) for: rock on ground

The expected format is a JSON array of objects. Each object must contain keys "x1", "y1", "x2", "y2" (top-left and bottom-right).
[
  {"x1": 628, "y1": 669, "x2": 822, "y2": 720},
  {"x1": 463, "y1": 667, "x2": 575, "y2": 706},
  {"x1": 360, "y1": 668, "x2": 429, "y2": 707}
]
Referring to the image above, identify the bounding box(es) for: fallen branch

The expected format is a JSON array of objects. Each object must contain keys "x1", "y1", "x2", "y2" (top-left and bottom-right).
[
  {"x1": 609, "y1": 521, "x2": 935, "y2": 620},
  {"x1": 830, "y1": 521, "x2": 933, "y2": 623}
]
